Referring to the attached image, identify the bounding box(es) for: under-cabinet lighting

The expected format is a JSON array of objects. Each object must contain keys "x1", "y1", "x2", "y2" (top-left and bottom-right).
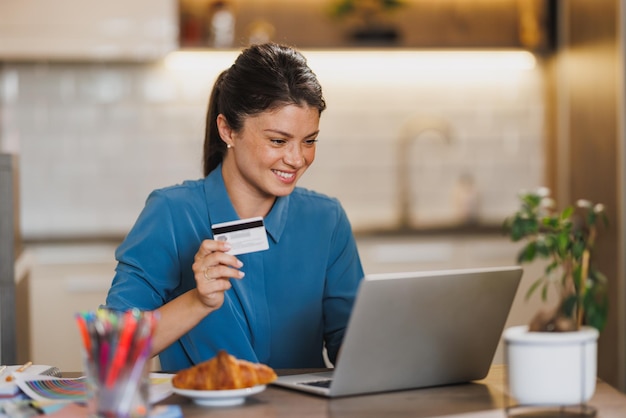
[
  {"x1": 164, "y1": 50, "x2": 240, "y2": 73},
  {"x1": 164, "y1": 49, "x2": 537, "y2": 82}
]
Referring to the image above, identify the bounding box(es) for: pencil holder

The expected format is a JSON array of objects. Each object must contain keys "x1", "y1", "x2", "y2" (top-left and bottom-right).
[{"x1": 76, "y1": 308, "x2": 158, "y2": 418}]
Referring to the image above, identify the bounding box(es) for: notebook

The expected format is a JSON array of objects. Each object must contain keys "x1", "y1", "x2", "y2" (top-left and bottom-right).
[{"x1": 272, "y1": 265, "x2": 522, "y2": 397}]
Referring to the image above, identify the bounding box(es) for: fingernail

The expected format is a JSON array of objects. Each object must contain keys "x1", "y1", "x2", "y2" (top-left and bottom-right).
[
  {"x1": 237, "y1": 260, "x2": 244, "y2": 268},
  {"x1": 239, "y1": 271, "x2": 245, "y2": 278}
]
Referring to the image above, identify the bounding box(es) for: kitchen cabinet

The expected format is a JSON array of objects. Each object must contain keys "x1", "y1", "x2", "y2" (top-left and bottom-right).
[
  {"x1": 0, "y1": 0, "x2": 178, "y2": 61},
  {"x1": 179, "y1": 0, "x2": 554, "y2": 51},
  {"x1": 24, "y1": 243, "x2": 161, "y2": 372},
  {"x1": 24, "y1": 244, "x2": 117, "y2": 372}
]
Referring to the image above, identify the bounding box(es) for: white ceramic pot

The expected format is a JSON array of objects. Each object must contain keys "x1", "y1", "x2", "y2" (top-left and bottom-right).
[{"x1": 503, "y1": 325, "x2": 598, "y2": 406}]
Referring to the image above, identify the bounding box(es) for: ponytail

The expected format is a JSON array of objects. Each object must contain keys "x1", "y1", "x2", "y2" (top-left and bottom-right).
[{"x1": 203, "y1": 70, "x2": 228, "y2": 176}]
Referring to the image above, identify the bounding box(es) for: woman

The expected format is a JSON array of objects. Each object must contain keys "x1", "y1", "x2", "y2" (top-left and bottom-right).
[{"x1": 105, "y1": 43, "x2": 364, "y2": 371}]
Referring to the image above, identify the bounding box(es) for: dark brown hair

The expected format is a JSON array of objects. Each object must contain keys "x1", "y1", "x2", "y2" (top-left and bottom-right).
[{"x1": 202, "y1": 43, "x2": 327, "y2": 176}]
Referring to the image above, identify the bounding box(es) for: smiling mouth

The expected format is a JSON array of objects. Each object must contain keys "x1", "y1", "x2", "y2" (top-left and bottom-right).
[{"x1": 272, "y1": 169, "x2": 295, "y2": 180}]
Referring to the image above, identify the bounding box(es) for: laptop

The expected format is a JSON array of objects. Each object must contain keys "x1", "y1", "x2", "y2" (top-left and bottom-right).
[{"x1": 272, "y1": 265, "x2": 522, "y2": 397}]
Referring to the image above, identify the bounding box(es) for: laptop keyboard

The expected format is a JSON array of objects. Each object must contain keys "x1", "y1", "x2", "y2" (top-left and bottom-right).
[{"x1": 301, "y1": 379, "x2": 333, "y2": 388}]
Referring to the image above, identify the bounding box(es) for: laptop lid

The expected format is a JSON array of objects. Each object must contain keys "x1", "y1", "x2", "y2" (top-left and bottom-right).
[{"x1": 273, "y1": 265, "x2": 522, "y2": 397}]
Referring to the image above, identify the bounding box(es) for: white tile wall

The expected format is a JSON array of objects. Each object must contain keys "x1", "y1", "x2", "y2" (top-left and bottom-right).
[{"x1": 0, "y1": 52, "x2": 546, "y2": 239}]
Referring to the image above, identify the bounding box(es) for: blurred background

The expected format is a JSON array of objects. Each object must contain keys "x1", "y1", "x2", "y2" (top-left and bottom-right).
[{"x1": 0, "y1": 0, "x2": 624, "y2": 392}]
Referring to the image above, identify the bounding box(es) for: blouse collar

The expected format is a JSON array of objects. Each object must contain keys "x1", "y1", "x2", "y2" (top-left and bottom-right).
[{"x1": 204, "y1": 164, "x2": 288, "y2": 244}]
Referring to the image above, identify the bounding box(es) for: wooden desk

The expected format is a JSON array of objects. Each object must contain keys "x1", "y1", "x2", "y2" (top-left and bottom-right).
[{"x1": 153, "y1": 365, "x2": 626, "y2": 417}]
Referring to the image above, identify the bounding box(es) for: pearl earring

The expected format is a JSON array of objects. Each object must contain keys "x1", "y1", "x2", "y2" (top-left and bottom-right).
[{"x1": 227, "y1": 144, "x2": 232, "y2": 149}]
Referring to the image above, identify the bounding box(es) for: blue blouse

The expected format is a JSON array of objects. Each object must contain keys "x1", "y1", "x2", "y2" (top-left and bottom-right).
[{"x1": 105, "y1": 166, "x2": 364, "y2": 371}]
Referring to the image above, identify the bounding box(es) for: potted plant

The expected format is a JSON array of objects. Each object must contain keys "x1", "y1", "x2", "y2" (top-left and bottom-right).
[
  {"x1": 502, "y1": 187, "x2": 608, "y2": 408},
  {"x1": 328, "y1": 0, "x2": 405, "y2": 45}
]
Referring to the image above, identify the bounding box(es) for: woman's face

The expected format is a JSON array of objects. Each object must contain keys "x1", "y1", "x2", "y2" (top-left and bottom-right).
[{"x1": 220, "y1": 103, "x2": 320, "y2": 201}]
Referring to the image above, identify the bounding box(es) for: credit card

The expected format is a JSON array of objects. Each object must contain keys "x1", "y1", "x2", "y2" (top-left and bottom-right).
[{"x1": 211, "y1": 216, "x2": 269, "y2": 256}]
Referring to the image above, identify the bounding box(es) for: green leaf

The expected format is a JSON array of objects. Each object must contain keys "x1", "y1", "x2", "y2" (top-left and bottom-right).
[
  {"x1": 523, "y1": 194, "x2": 542, "y2": 208},
  {"x1": 328, "y1": 0, "x2": 355, "y2": 17},
  {"x1": 591, "y1": 269, "x2": 608, "y2": 286},
  {"x1": 561, "y1": 206, "x2": 574, "y2": 220},
  {"x1": 584, "y1": 291, "x2": 608, "y2": 332},
  {"x1": 572, "y1": 241, "x2": 585, "y2": 259},
  {"x1": 515, "y1": 218, "x2": 538, "y2": 237},
  {"x1": 381, "y1": 0, "x2": 404, "y2": 9},
  {"x1": 517, "y1": 242, "x2": 537, "y2": 263},
  {"x1": 557, "y1": 231, "x2": 569, "y2": 254},
  {"x1": 525, "y1": 277, "x2": 543, "y2": 301},
  {"x1": 545, "y1": 261, "x2": 559, "y2": 274},
  {"x1": 587, "y1": 210, "x2": 597, "y2": 226},
  {"x1": 561, "y1": 294, "x2": 577, "y2": 318}
]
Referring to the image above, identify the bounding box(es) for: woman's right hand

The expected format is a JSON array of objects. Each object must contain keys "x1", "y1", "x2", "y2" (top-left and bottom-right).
[
  {"x1": 192, "y1": 239, "x2": 245, "y2": 311},
  {"x1": 150, "y1": 240, "x2": 244, "y2": 357}
]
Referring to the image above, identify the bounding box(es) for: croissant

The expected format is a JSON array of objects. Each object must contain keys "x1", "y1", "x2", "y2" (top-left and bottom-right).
[{"x1": 172, "y1": 350, "x2": 277, "y2": 390}]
